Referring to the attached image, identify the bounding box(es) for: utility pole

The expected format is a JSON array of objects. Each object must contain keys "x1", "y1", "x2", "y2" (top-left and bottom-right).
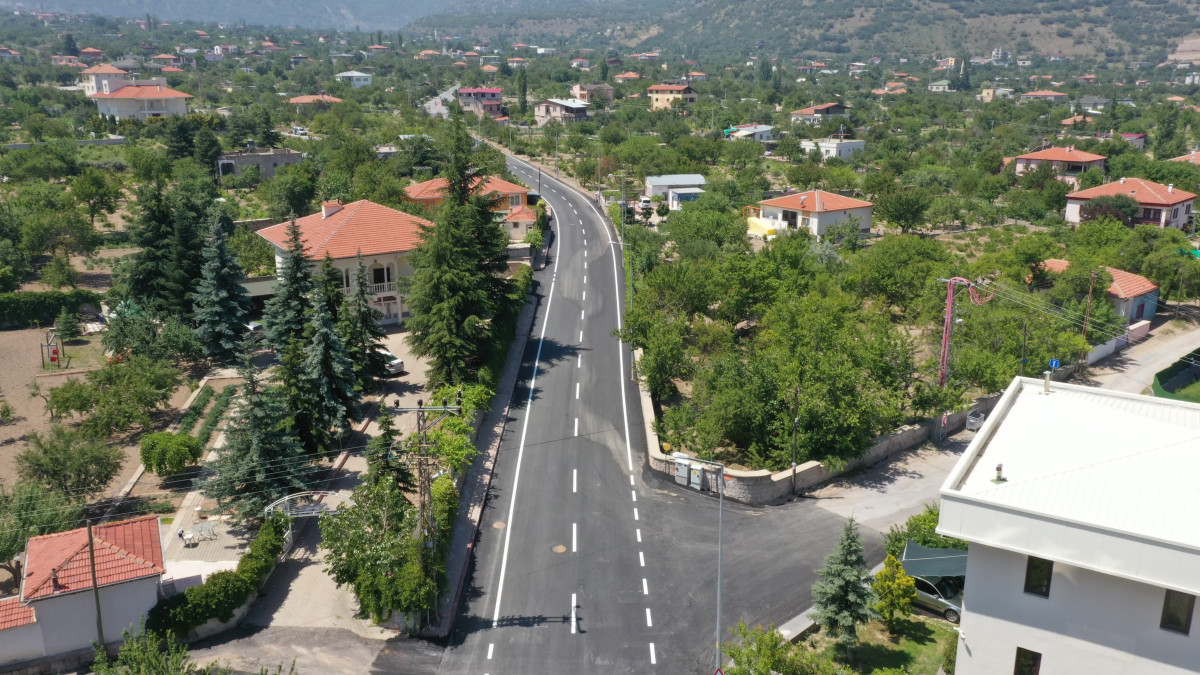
[
  {"x1": 684, "y1": 456, "x2": 726, "y2": 672},
  {"x1": 1080, "y1": 271, "x2": 1097, "y2": 371},
  {"x1": 86, "y1": 520, "x2": 106, "y2": 648}
]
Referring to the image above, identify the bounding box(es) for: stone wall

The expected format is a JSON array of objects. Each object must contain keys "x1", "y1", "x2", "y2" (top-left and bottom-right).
[{"x1": 636, "y1": 350, "x2": 1002, "y2": 505}]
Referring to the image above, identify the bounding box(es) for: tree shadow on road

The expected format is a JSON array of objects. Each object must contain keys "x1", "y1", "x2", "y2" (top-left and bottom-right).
[{"x1": 506, "y1": 338, "x2": 586, "y2": 408}]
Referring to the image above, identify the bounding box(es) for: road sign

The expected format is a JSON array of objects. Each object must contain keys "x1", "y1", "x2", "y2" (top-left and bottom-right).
[
  {"x1": 1049, "y1": 359, "x2": 1061, "y2": 369},
  {"x1": 715, "y1": 670, "x2": 724, "y2": 675}
]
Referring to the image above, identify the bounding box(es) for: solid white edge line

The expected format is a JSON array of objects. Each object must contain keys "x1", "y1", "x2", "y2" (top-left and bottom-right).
[
  {"x1": 491, "y1": 157, "x2": 565, "y2": 630},
  {"x1": 650, "y1": 643, "x2": 656, "y2": 665}
]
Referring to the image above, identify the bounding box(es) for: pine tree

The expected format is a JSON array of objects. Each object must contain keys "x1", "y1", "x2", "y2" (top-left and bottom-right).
[
  {"x1": 203, "y1": 343, "x2": 311, "y2": 520},
  {"x1": 406, "y1": 110, "x2": 512, "y2": 385},
  {"x1": 365, "y1": 405, "x2": 413, "y2": 488},
  {"x1": 811, "y1": 518, "x2": 878, "y2": 660},
  {"x1": 298, "y1": 294, "x2": 362, "y2": 448},
  {"x1": 873, "y1": 554, "x2": 917, "y2": 634},
  {"x1": 192, "y1": 210, "x2": 251, "y2": 363},
  {"x1": 124, "y1": 180, "x2": 174, "y2": 311},
  {"x1": 256, "y1": 107, "x2": 281, "y2": 148},
  {"x1": 337, "y1": 256, "x2": 388, "y2": 391},
  {"x1": 54, "y1": 306, "x2": 81, "y2": 340},
  {"x1": 61, "y1": 33, "x2": 79, "y2": 57},
  {"x1": 316, "y1": 252, "x2": 343, "y2": 324},
  {"x1": 263, "y1": 219, "x2": 314, "y2": 349}
]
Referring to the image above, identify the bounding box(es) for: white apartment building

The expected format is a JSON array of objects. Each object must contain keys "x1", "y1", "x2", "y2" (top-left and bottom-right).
[
  {"x1": 938, "y1": 376, "x2": 1200, "y2": 675},
  {"x1": 334, "y1": 70, "x2": 372, "y2": 88}
]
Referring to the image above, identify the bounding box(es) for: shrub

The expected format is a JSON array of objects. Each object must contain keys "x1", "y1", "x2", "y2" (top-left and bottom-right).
[
  {"x1": 883, "y1": 503, "x2": 969, "y2": 558},
  {"x1": 40, "y1": 255, "x2": 80, "y2": 289},
  {"x1": 176, "y1": 385, "x2": 214, "y2": 434},
  {"x1": 55, "y1": 306, "x2": 81, "y2": 339},
  {"x1": 140, "y1": 431, "x2": 204, "y2": 476},
  {"x1": 196, "y1": 385, "x2": 238, "y2": 446},
  {"x1": 0, "y1": 289, "x2": 101, "y2": 329},
  {"x1": 942, "y1": 632, "x2": 958, "y2": 674},
  {"x1": 185, "y1": 570, "x2": 255, "y2": 623}
]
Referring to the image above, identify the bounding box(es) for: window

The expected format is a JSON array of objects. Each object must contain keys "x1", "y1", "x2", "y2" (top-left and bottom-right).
[
  {"x1": 1013, "y1": 648, "x2": 1041, "y2": 675},
  {"x1": 914, "y1": 578, "x2": 937, "y2": 596},
  {"x1": 1023, "y1": 557, "x2": 1053, "y2": 597},
  {"x1": 1161, "y1": 590, "x2": 1195, "y2": 635},
  {"x1": 509, "y1": 195, "x2": 522, "y2": 208},
  {"x1": 1173, "y1": 208, "x2": 1180, "y2": 220}
]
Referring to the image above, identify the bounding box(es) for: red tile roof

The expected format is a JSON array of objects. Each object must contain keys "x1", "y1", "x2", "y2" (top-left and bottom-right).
[
  {"x1": 1067, "y1": 177, "x2": 1195, "y2": 207},
  {"x1": 257, "y1": 200, "x2": 431, "y2": 259},
  {"x1": 161, "y1": 66, "x2": 184, "y2": 72},
  {"x1": 151, "y1": 53, "x2": 176, "y2": 60},
  {"x1": 758, "y1": 189, "x2": 873, "y2": 213},
  {"x1": 1171, "y1": 151, "x2": 1200, "y2": 166},
  {"x1": 1061, "y1": 115, "x2": 1093, "y2": 125},
  {"x1": 81, "y1": 63, "x2": 127, "y2": 75},
  {"x1": 79, "y1": 47, "x2": 103, "y2": 54},
  {"x1": 288, "y1": 94, "x2": 342, "y2": 104},
  {"x1": 1016, "y1": 147, "x2": 1106, "y2": 162},
  {"x1": 1040, "y1": 259, "x2": 1158, "y2": 299},
  {"x1": 22, "y1": 516, "x2": 164, "y2": 601},
  {"x1": 0, "y1": 597, "x2": 35, "y2": 630},
  {"x1": 647, "y1": 84, "x2": 691, "y2": 92},
  {"x1": 405, "y1": 176, "x2": 528, "y2": 202},
  {"x1": 90, "y1": 84, "x2": 192, "y2": 100},
  {"x1": 1022, "y1": 90, "x2": 1067, "y2": 97},
  {"x1": 504, "y1": 204, "x2": 537, "y2": 222},
  {"x1": 792, "y1": 102, "x2": 846, "y2": 115}
]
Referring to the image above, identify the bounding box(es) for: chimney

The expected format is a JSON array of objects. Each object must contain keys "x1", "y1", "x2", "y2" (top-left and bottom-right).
[
  {"x1": 1119, "y1": 177, "x2": 1125, "y2": 184},
  {"x1": 50, "y1": 568, "x2": 60, "y2": 590},
  {"x1": 321, "y1": 200, "x2": 343, "y2": 219},
  {"x1": 995, "y1": 464, "x2": 1006, "y2": 482},
  {"x1": 1169, "y1": 184, "x2": 1174, "y2": 193}
]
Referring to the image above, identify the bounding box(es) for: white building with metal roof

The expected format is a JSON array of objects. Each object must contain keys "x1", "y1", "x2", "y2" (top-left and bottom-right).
[
  {"x1": 938, "y1": 376, "x2": 1200, "y2": 675},
  {"x1": 644, "y1": 174, "x2": 707, "y2": 198}
]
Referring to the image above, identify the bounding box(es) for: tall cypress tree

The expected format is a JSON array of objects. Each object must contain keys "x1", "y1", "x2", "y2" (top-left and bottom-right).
[
  {"x1": 517, "y1": 67, "x2": 528, "y2": 115},
  {"x1": 124, "y1": 180, "x2": 174, "y2": 311},
  {"x1": 263, "y1": 218, "x2": 313, "y2": 349},
  {"x1": 337, "y1": 256, "x2": 388, "y2": 391},
  {"x1": 192, "y1": 210, "x2": 251, "y2": 363},
  {"x1": 316, "y1": 252, "x2": 343, "y2": 324},
  {"x1": 299, "y1": 297, "x2": 361, "y2": 448},
  {"x1": 203, "y1": 343, "x2": 311, "y2": 520}
]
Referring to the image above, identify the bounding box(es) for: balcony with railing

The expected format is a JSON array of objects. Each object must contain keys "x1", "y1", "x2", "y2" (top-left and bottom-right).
[{"x1": 342, "y1": 281, "x2": 397, "y2": 295}]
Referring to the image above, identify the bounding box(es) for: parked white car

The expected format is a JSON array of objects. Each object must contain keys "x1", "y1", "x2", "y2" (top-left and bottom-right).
[{"x1": 379, "y1": 349, "x2": 405, "y2": 376}]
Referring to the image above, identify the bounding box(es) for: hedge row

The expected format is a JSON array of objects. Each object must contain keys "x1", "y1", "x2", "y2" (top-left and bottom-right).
[
  {"x1": 147, "y1": 512, "x2": 289, "y2": 638},
  {"x1": 1151, "y1": 347, "x2": 1200, "y2": 400},
  {"x1": 0, "y1": 289, "x2": 103, "y2": 329},
  {"x1": 196, "y1": 385, "x2": 238, "y2": 446},
  {"x1": 176, "y1": 386, "x2": 215, "y2": 435}
]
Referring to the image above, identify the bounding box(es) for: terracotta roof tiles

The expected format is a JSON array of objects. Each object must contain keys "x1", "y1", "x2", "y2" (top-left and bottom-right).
[
  {"x1": 1067, "y1": 177, "x2": 1195, "y2": 206},
  {"x1": 257, "y1": 200, "x2": 431, "y2": 259},
  {"x1": 1017, "y1": 147, "x2": 1106, "y2": 163},
  {"x1": 22, "y1": 516, "x2": 164, "y2": 601},
  {"x1": 1041, "y1": 259, "x2": 1158, "y2": 299},
  {"x1": 0, "y1": 597, "x2": 35, "y2": 630},
  {"x1": 80, "y1": 63, "x2": 127, "y2": 75},
  {"x1": 758, "y1": 189, "x2": 873, "y2": 213},
  {"x1": 90, "y1": 85, "x2": 192, "y2": 100},
  {"x1": 404, "y1": 176, "x2": 528, "y2": 202}
]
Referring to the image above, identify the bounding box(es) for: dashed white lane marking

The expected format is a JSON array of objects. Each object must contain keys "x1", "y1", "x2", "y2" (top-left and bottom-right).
[
  {"x1": 487, "y1": 644, "x2": 493, "y2": 659},
  {"x1": 576, "y1": 382, "x2": 580, "y2": 399},
  {"x1": 577, "y1": 354, "x2": 581, "y2": 368},
  {"x1": 574, "y1": 417, "x2": 578, "y2": 436},
  {"x1": 584, "y1": 276, "x2": 587, "y2": 284},
  {"x1": 634, "y1": 508, "x2": 639, "y2": 521},
  {"x1": 649, "y1": 643, "x2": 656, "y2": 664},
  {"x1": 645, "y1": 608, "x2": 653, "y2": 627},
  {"x1": 582, "y1": 291, "x2": 586, "y2": 301},
  {"x1": 572, "y1": 523, "x2": 577, "y2": 553},
  {"x1": 631, "y1": 490, "x2": 637, "y2": 502},
  {"x1": 571, "y1": 593, "x2": 577, "y2": 634},
  {"x1": 584, "y1": 261, "x2": 587, "y2": 269},
  {"x1": 579, "y1": 330, "x2": 583, "y2": 342},
  {"x1": 639, "y1": 551, "x2": 645, "y2": 567},
  {"x1": 581, "y1": 309, "x2": 585, "y2": 320},
  {"x1": 629, "y1": 475, "x2": 635, "y2": 486},
  {"x1": 636, "y1": 528, "x2": 642, "y2": 542},
  {"x1": 643, "y1": 578, "x2": 649, "y2": 594},
  {"x1": 573, "y1": 468, "x2": 577, "y2": 492}
]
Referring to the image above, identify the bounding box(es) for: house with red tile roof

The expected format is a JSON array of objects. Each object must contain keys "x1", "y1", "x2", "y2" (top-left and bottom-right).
[
  {"x1": 256, "y1": 200, "x2": 434, "y2": 322},
  {"x1": 1019, "y1": 89, "x2": 1068, "y2": 102},
  {"x1": 1013, "y1": 146, "x2": 1107, "y2": 187},
  {"x1": 0, "y1": 516, "x2": 164, "y2": 668},
  {"x1": 1066, "y1": 177, "x2": 1195, "y2": 230},
  {"x1": 747, "y1": 189, "x2": 873, "y2": 238},
  {"x1": 79, "y1": 63, "x2": 128, "y2": 95},
  {"x1": 90, "y1": 82, "x2": 191, "y2": 120},
  {"x1": 1171, "y1": 150, "x2": 1200, "y2": 166},
  {"x1": 613, "y1": 71, "x2": 642, "y2": 84},
  {"x1": 78, "y1": 46, "x2": 103, "y2": 61},
  {"x1": 646, "y1": 83, "x2": 697, "y2": 110},
  {"x1": 790, "y1": 102, "x2": 851, "y2": 124},
  {"x1": 1039, "y1": 259, "x2": 1159, "y2": 322},
  {"x1": 404, "y1": 176, "x2": 535, "y2": 241},
  {"x1": 288, "y1": 93, "x2": 343, "y2": 110}
]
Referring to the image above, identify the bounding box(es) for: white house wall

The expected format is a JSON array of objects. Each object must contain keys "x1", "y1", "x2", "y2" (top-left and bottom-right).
[
  {"x1": 956, "y1": 544, "x2": 1199, "y2": 675},
  {"x1": 0, "y1": 619, "x2": 46, "y2": 665},
  {"x1": 34, "y1": 578, "x2": 158, "y2": 656}
]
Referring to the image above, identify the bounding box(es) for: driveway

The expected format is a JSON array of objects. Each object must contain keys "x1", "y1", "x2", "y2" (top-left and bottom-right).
[
  {"x1": 423, "y1": 85, "x2": 459, "y2": 118},
  {"x1": 1082, "y1": 315, "x2": 1200, "y2": 394}
]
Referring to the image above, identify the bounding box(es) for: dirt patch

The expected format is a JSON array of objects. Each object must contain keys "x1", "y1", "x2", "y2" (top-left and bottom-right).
[
  {"x1": 1169, "y1": 35, "x2": 1200, "y2": 62},
  {"x1": 18, "y1": 246, "x2": 138, "y2": 294}
]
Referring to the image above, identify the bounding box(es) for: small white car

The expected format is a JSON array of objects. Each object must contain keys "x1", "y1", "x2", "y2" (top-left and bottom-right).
[
  {"x1": 379, "y1": 349, "x2": 405, "y2": 376},
  {"x1": 245, "y1": 321, "x2": 265, "y2": 342},
  {"x1": 639, "y1": 196, "x2": 652, "y2": 209}
]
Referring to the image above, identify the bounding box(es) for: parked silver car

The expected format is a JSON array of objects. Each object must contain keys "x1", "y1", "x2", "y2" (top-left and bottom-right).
[
  {"x1": 912, "y1": 576, "x2": 963, "y2": 623},
  {"x1": 379, "y1": 349, "x2": 405, "y2": 376}
]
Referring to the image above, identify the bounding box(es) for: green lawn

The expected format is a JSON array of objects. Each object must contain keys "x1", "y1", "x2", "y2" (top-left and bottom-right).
[{"x1": 813, "y1": 615, "x2": 956, "y2": 674}]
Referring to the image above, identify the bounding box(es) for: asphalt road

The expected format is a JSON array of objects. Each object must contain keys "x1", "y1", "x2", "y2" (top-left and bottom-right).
[
  {"x1": 438, "y1": 158, "x2": 883, "y2": 674},
  {"x1": 424, "y1": 85, "x2": 459, "y2": 118}
]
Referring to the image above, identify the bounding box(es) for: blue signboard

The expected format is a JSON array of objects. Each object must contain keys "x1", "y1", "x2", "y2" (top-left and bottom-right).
[{"x1": 1049, "y1": 359, "x2": 1061, "y2": 369}]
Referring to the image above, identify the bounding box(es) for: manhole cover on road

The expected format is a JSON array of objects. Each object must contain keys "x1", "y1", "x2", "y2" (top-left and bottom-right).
[
  {"x1": 552, "y1": 544, "x2": 567, "y2": 553},
  {"x1": 493, "y1": 521, "x2": 506, "y2": 529}
]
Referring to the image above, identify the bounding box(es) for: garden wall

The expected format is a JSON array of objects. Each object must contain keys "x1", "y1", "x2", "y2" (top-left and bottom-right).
[{"x1": 636, "y1": 350, "x2": 1002, "y2": 505}]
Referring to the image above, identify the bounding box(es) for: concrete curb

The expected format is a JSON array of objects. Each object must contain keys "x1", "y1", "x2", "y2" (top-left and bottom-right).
[{"x1": 422, "y1": 292, "x2": 539, "y2": 639}]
